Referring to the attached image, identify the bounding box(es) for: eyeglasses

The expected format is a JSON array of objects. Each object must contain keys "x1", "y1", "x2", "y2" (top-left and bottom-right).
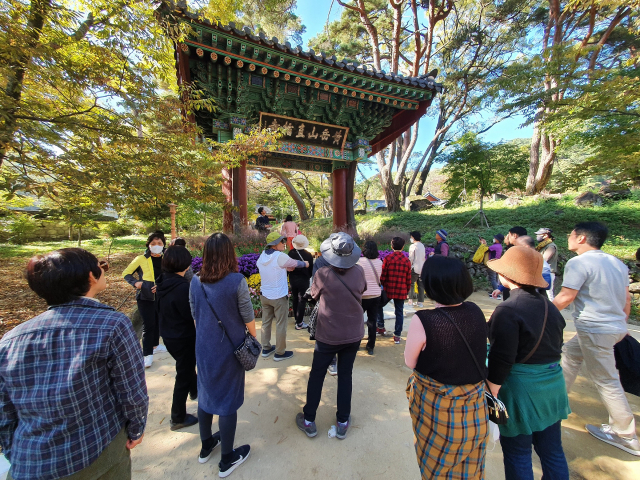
[{"x1": 98, "y1": 260, "x2": 110, "y2": 272}]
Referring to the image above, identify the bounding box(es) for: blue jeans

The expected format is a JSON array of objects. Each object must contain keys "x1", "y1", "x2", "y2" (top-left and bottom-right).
[
  {"x1": 393, "y1": 299, "x2": 404, "y2": 337},
  {"x1": 499, "y1": 421, "x2": 569, "y2": 480}
]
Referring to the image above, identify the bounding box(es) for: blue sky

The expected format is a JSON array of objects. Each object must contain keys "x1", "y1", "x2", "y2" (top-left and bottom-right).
[{"x1": 293, "y1": 0, "x2": 534, "y2": 167}]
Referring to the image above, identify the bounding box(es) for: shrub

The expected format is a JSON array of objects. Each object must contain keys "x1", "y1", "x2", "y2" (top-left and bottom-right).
[
  {"x1": 103, "y1": 219, "x2": 138, "y2": 238},
  {"x1": 8, "y1": 215, "x2": 37, "y2": 244}
]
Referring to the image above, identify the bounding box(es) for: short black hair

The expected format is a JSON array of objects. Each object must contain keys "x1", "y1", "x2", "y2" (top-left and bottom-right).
[
  {"x1": 391, "y1": 236, "x2": 405, "y2": 250},
  {"x1": 173, "y1": 237, "x2": 187, "y2": 247},
  {"x1": 509, "y1": 226, "x2": 527, "y2": 237},
  {"x1": 409, "y1": 231, "x2": 421, "y2": 241},
  {"x1": 516, "y1": 235, "x2": 535, "y2": 248},
  {"x1": 285, "y1": 214, "x2": 293, "y2": 222},
  {"x1": 162, "y1": 245, "x2": 193, "y2": 273},
  {"x1": 146, "y1": 230, "x2": 166, "y2": 248},
  {"x1": 574, "y1": 221, "x2": 608, "y2": 248},
  {"x1": 421, "y1": 256, "x2": 473, "y2": 305},
  {"x1": 362, "y1": 241, "x2": 379, "y2": 259},
  {"x1": 258, "y1": 207, "x2": 264, "y2": 214},
  {"x1": 26, "y1": 248, "x2": 102, "y2": 305}
]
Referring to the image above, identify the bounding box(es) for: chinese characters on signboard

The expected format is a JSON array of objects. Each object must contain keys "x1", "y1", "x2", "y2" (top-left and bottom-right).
[{"x1": 259, "y1": 112, "x2": 349, "y2": 151}]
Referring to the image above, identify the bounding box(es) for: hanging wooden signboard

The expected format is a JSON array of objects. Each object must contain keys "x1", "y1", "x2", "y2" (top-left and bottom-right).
[{"x1": 259, "y1": 112, "x2": 349, "y2": 151}]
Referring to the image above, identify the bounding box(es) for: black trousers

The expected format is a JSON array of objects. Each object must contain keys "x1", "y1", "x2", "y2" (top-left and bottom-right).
[
  {"x1": 163, "y1": 336, "x2": 197, "y2": 423},
  {"x1": 303, "y1": 340, "x2": 360, "y2": 423},
  {"x1": 290, "y1": 277, "x2": 309, "y2": 325},
  {"x1": 137, "y1": 299, "x2": 159, "y2": 356},
  {"x1": 362, "y1": 297, "x2": 380, "y2": 350}
]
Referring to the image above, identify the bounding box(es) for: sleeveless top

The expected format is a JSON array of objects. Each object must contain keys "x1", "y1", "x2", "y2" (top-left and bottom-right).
[
  {"x1": 415, "y1": 303, "x2": 487, "y2": 385},
  {"x1": 190, "y1": 273, "x2": 247, "y2": 415}
]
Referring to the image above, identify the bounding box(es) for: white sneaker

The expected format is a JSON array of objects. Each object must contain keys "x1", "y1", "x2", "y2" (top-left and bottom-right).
[
  {"x1": 417, "y1": 303, "x2": 423, "y2": 308},
  {"x1": 154, "y1": 344, "x2": 167, "y2": 353},
  {"x1": 586, "y1": 424, "x2": 640, "y2": 456},
  {"x1": 144, "y1": 355, "x2": 153, "y2": 368}
]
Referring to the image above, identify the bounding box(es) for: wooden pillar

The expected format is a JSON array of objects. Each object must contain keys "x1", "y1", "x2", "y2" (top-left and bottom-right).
[
  {"x1": 237, "y1": 161, "x2": 248, "y2": 227},
  {"x1": 332, "y1": 167, "x2": 348, "y2": 231},
  {"x1": 168, "y1": 203, "x2": 177, "y2": 240},
  {"x1": 222, "y1": 167, "x2": 233, "y2": 233}
]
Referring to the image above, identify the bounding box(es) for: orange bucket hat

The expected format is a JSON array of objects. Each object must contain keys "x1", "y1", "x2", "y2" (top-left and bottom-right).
[{"x1": 487, "y1": 246, "x2": 549, "y2": 289}]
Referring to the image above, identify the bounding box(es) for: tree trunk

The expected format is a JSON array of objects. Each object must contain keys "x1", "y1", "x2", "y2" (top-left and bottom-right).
[
  {"x1": 526, "y1": 120, "x2": 543, "y2": 194},
  {"x1": 264, "y1": 169, "x2": 309, "y2": 220},
  {"x1": 527, "y1": 122, "x2": 557, "y2": 195},
  {"x1": 345, "y1": 161, "x2": 358, "y2": 237},
  {"x1": 0, "y1": 0, "x2": 51, "y2": 168},
  {"x1": 202, "y1": 211, "x2": 206, "y2": 235}
]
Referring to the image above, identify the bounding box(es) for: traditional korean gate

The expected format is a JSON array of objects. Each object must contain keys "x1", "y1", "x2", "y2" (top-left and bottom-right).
[{"x1": 160, "y1": 0, "x2": 443, "y2": 233}]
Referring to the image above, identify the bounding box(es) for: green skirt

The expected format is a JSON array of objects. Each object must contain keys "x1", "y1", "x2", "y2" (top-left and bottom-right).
[{"x1": 498, "y1": 362, "x2": 571, "y2": 438}]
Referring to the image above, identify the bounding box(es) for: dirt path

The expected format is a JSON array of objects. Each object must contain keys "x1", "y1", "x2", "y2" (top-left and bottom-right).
[{"x1": 130, "y1": 293, "x2": 640, "y2": 479}]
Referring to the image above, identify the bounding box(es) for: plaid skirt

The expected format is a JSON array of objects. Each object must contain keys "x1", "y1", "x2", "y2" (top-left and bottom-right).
[{"x1": 407, "y1": 371, "x2": 488, "y2": 479}]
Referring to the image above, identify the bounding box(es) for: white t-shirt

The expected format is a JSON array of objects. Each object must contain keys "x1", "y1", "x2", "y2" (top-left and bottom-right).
[
  {"x1": 409, "y1": 242, "x2": 426, "y2": 274},
  {"x1": 562, "y1": 249, "x2": 629, "y2": 334}
]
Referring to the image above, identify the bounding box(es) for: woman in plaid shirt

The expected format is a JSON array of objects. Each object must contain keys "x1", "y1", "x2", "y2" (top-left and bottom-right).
[{"x1": 380, "y1": 237, "x2": 412, "y2": 344}]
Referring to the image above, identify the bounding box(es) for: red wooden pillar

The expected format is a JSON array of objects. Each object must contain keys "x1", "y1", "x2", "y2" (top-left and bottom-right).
[
  {"x1": 237, "y1": 161, "x2": 248, "y2": 226},
  {"x1": 222, "y1": 167, "x2": 233, "y2": 233},
  {"x1": 332, "y1": 167, "x2": 348, "y2": 231}
]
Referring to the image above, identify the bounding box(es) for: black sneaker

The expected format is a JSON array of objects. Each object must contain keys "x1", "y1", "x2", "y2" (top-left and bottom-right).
[
  {"x1": 273, "y1": 351, "x2": 294, "y2": 362},
  {"x1": 218, "y1": 444, "x2": 250, "y2": 478},
  {"x1": 261, "y1": 346, "x2": 276, "y2": 358},
  {"x1": 170, "y1": 413, "x2": 198, "y2": 431},
  {"x1": 367, "y1": 348, "x2": 374, "y2": 355},
  {"x1": 198, "y1": 433, "x2": 221, "y2": 464},
  {"x1": 189, "y1": 392, "x2": 197, "y2": 401}
]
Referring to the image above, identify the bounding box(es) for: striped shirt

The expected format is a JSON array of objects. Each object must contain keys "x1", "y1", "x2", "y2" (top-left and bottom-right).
[
  {"x1": 0, "y1": 298, "x2": 148, "y2": 480},
  {"x1": 357, "y1": 257, "x2": 383, "y2": 298}
]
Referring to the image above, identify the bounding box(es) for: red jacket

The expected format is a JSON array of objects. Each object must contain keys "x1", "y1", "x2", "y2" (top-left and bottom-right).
[{"x1": 380, "y1": 251, "x2": 412, "y2": 299}]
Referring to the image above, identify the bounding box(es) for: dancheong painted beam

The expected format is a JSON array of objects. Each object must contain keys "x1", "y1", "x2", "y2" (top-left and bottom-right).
[{"x1": 158, "y1": 1, "x2": 442, "y2": 233}]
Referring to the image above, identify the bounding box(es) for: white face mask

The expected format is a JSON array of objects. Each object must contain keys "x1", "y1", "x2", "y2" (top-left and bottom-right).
[
  {"x1": 536, "y1": 235, "x2": 544, "y2": 242},
  {"x1": 149, "y1": 245, "x2": 164, "y2": 255}
]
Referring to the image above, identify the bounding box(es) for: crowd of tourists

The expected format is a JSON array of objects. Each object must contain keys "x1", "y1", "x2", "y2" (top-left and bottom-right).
[{"x1": 0, "y1": 220, "x2": 637, "y2": 480}]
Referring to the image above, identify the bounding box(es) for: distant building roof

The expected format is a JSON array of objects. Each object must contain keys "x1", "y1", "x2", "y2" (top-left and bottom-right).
[{"x1": 423, "y1": 192, "x2": 447, "y2": 207}]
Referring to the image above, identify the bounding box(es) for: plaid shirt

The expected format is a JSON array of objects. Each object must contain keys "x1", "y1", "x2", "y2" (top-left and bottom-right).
[
  {"x1": 0, "y1": 298, "x2": 148, "y2": 480},
  {"x1": 380, "y1": 251, "x2": 412, "y2": 299}
]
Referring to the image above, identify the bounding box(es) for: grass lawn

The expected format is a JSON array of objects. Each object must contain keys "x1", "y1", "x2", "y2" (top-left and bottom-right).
[
  {"x1": 1, "y1": 192, "x2": 638, "y2": 333},
  {"x1": 302, "y1": 190, "x2": 640, "y2": 262}
]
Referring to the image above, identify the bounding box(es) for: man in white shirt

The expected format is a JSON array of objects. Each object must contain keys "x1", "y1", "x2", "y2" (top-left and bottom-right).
[
  {"x1": 407, "y1": 231, "x2": 426, "y2": 308},
  {"x1": 553, "y1": 222, "x2": 638, "y2": 456},
  {"x1": 257, "y1": 232, "x2": 308, "y2": 362}
]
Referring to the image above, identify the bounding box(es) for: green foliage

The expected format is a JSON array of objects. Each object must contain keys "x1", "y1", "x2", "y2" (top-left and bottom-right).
[
  {"x1": 6, "y1": 213, "x2": 37, "y2": 244},
  {"x1": 297, "y1": 190, "x2": 640, "y2": 263},
  {"x1": 103, "y1": 219, "x2": 140, "y2": 238},
  {"x1": 443, "y1": 133, "x2": 529, "y2": 203}
]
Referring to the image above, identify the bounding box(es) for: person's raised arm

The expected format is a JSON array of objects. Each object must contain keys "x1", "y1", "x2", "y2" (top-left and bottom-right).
[{"x1": 404, "y1": 315, "x2": 426, "y2": 369}]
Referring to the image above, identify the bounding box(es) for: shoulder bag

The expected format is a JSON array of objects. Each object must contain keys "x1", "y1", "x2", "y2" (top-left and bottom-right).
[
  {"x1": 199, "y1": 280, "x2": 262, "y2": 371},
  {"x1": 366, "y1": 258, "x2": 389, "y2": 307}
]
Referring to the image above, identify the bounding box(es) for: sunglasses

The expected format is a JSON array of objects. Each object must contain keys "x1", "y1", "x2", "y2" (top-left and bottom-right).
[{"x1": 99, "y1": 260, "x2": 110, "y2": 272}]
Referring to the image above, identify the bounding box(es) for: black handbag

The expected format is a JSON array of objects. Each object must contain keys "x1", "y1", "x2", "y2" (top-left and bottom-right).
[
  {"x1": 199, "y1": 281, "x2": 261, "y2": 371},
  {"x1": 307, "y1": 301, "x2": 320, "y2": 340},
  {"x1": 437, "y1": 308, "x2": 509, "y2": 424},
  {"x1": 366, "y1": 258, "x2": 389, "y2": 307}
]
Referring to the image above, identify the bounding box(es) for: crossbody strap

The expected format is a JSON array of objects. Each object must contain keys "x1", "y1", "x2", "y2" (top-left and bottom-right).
[
  {"x1": 294, "y1": 249, "x2": 305, "y2": 262},
  {"x1": 366, "y1": 258, "x2": 382, "y2": 287},
  {"x1": 437, "y1": 308, "x2": 491, "y2": 392},
  {"x1": 329, "y1": 268, "x2": 361, "y2": 304},
  {"x1": 199, "y1": 279, "x2": 238, "y2": 346},
  {"x1": 521, "y1": 296, "x2": 549, "y2": 363}
]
